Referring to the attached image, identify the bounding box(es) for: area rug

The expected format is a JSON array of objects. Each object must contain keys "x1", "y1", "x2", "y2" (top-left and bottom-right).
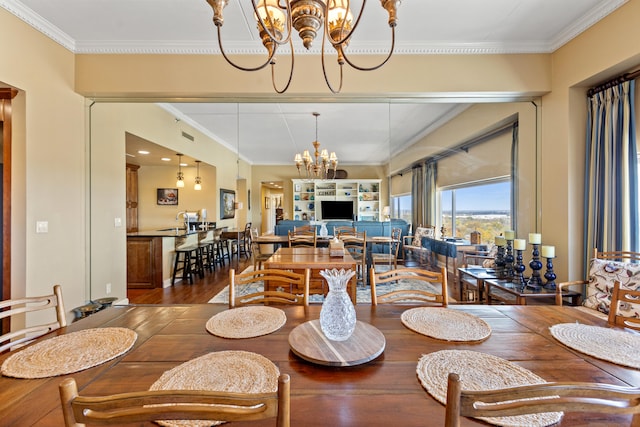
[
  {"x1": 208, "y1": 267, "x2": 449, "y2": 305},
  {"x1": 417, "y1": 349, "x2": 562, "y2": 427}
]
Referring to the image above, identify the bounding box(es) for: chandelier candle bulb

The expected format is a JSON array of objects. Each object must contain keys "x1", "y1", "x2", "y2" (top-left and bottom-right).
[
  {"x1": 504, "y1": 230, "x2": 515, "y2": 240},
  {"x1": 541, "y1": 246, "x2": 555, "y2": 258},
  {"x1": 495, "y1": 236, "x2": 506, "y2": 246},
  {"x1": 528, "y1": 233, "x2": 542, "y2": 244},
  {"x1": 513, "y1": 239, "x2": 527, "y2": 250}
]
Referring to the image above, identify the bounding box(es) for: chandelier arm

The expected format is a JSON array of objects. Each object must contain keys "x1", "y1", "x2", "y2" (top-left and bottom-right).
[
  {"x1": 320, "y1": 35, "x2": 343, "y2": 94},
  {"x1": 216, "y1": 26, "x2": 275, "y2": 71},
  {"x1": 271, "y1": 38, "x2": 296, "y2": 94},
  {"x1": 341, "y1": 28, "x2": 396, "y2": 71},
  {"x1": 250, "y1": 0, "x2": 293, "y2": 46}
]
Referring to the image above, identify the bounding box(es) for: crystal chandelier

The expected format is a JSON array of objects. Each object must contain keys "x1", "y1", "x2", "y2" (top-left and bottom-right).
[
  {"x1": 205, "y1": 0, "x2": 401, "y2": 93},
  {"x1": 294, "y1": 112, "x2": 337, "y2": 179}
]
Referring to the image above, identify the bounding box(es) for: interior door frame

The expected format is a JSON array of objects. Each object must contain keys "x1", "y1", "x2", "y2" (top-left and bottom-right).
[{"x1": 1, "y1": 88, "x2": 17, "y2": 334}]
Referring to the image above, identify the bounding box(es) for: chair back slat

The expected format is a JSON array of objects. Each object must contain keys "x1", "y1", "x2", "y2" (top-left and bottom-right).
[
  {"x1": 370, "y1": 267, "x2": 448, "y2": 306},
  {"x1": 608, "y1": 281, "x2": 640, "y2": 331},
  {"x1": 229, "y1": 268, "x2": 310, "y2": 308}
]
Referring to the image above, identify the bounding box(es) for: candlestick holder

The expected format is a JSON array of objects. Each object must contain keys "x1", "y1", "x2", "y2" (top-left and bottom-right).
[
  {"x1": 512, "y1": 249, "x2": 526, "y2": 290},
  {"x1": 526, "y1": 243, "x2": 543, "y2": 291},
  {"x1": 495, "y1": 245, "x2": 506, "y2": 279},
  {"x1": 504, "y1": 239, "x2": 514, "y2": 282},
  {"x1": 543, "y1": 257, "x2": 557, "y2": 290}
]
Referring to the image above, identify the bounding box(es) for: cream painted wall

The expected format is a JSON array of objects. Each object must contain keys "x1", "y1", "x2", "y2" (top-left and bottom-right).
[
  {"x1": 137, "y1": 163, "x2": 217, "y2": 230},
  {"x1": 0, "y1": 9, "x2": 86, "y2": 325}
]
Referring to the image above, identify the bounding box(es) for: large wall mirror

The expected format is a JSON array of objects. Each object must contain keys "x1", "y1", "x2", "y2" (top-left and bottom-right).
[{"x1": 88, "y1": 99, "x2": 540, "y2": 301}]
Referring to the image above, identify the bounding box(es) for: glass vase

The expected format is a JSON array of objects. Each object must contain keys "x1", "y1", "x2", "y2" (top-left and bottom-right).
[{"x1": 319, "y1": 268, "x2": 357, "y2": 341}]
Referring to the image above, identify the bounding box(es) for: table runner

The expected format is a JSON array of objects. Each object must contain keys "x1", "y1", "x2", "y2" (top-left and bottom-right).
[
  {"x1": 1, "y1": 327, "x2": 137, "y2": 379},
  {"x1": 205, "y1": 306, "x2": 286, "y2": 339},
  {"x1": 550, "y1": 323, "x2": 640, "y2": 369},
  {"x1": 150, "y1": 350, "x2": 280, "y2": 427},
  {"x1": 417, "y1": 349, "x2": 562, "y2": 427},
  {"x1": 401, "y1": 307, "x2": 491, "y2": 341}
]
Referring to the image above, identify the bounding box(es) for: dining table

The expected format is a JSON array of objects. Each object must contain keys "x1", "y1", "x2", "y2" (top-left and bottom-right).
[
  {"x1": 1, "y1": 303, "x2": 639, "y2": 426},
  {"x1": 264, "y1": 247, "x2": 358, "y2": 304}
]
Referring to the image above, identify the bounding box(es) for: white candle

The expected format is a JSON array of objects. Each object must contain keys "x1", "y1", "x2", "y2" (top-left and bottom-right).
[
  {"x1": 541, "y1": 245, "x2": 555, "y2": 258},
  {"x1": 504, "y1": 230, "x2": 515, "y2": 240},
  {"x1": 494, "y1": 236, "x2": 506, "y2": 246},
  {"x1": 528, "y1": 233, "x2": 542, "y2": 244},
  {"x1": 513, "y1": 239, "x2": 527, "y2": 250}
]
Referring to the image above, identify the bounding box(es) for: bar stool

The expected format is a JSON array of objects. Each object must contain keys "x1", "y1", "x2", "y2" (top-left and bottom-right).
[
  {"x1": 214, "y1": 228, "x2": 230, "y2": 267},
  {"x1": 198, "y1": 230, "x2": 215, "y2": 272},
  {"x1": 172, "y1": 236, "x2": 203, "y2": 285}
]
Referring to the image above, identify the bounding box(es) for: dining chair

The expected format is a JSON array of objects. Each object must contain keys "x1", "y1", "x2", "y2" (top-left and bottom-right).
[
  {"x1": 369, "y1": 266, "x2": 448, "y2": 306},
  {"x1": 371, "y1": 227, "x2": 402, "y2": 269},
  {"x1": 288, "y1": 230, "x2": 317, "y2": 248},
  {"x1": 0, "y1": 284, "x2": 67, "y2": 353},
  {"x1": 340, "y1": 231, "x2": 367, "y2": 285},
  {"x1": 608, "y1": 281, "x2": 640, "y2": 331},
  {"x1": 229, "y1": 268, "x2": 311, "y2": 308},
  {"x1": 59, "y1": 374, "x2": 291, "y2": 427},
  {"x1": 458, "y1": 250, "x2": 494, "y2": 302},
  {"x1": 250, "y1": 228, "x2": 273, "y2": 271},
  {"x1": 444, "y1": 372, "x2": 640, "y2": 427},
  {"x1": 334, "y1": 225, "x2": 356, "y2": 237}
]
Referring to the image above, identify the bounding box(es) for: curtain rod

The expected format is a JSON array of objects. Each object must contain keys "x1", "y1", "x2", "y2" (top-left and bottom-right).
[{"x1": 587, "y1": 68, "x2": 640, "y2": 97}]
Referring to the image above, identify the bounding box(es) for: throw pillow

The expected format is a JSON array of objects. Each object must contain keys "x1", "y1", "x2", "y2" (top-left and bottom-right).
[
  {"x1": 582, "y1": 258, "x2": 640, "y2": 317},
  {"x1": 411, "y1": 227, "x2": 434, "y2": 247}
]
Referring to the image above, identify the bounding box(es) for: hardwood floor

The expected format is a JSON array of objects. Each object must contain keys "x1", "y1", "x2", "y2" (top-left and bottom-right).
[{"x1": 127, "y1": 257, "x2": 253, "y2": 304}]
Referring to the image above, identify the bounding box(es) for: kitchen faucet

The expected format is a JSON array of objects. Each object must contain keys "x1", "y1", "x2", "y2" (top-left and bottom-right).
[{"x1": 175, "y1": 211, "x2": 188, "y2": 229}]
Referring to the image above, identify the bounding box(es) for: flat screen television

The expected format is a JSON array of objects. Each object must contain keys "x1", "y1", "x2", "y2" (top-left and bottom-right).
[{"x1": 321, "y1": 200, "x2": 354, "y2": 220}]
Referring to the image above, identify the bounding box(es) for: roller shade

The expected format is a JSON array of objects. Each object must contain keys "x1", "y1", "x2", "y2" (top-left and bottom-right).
[{"x1": 390, "y1": 173, "x2": 412, "y2": 196}]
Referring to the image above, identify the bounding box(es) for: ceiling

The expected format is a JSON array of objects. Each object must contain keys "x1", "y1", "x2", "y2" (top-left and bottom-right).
[{"x1": 2, "y1": 0, "x2": 627, "y2": 166}]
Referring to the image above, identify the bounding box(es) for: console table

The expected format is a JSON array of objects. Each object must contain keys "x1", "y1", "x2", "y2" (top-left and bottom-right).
[{"x1": 484, "y1": 278, "x2": 582, "y2": 306}]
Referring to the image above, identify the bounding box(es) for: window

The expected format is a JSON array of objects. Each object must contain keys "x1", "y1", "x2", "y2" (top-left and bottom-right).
[
  {"x1": 439, "y1": 179, "x2": 511, "y2": 244},
  {"x1": 391, "y1": 194, "x2": 412, "y2": 225}
]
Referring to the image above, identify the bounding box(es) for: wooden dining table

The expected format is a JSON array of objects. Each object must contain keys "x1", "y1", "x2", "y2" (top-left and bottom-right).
[
  {"x1": 1, "y1": 304, "x2": 639, "y2": 426},
  {"x1": 264, "y1": 247, "x2": 358, "y2": 304}
]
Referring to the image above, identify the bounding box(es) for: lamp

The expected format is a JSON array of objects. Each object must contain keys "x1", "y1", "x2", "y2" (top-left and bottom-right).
[
  {"x1": 176, "y1": 153, "x2": 185, "y2": 188},
  {"x1": 194, "y1": 160, "x2": 202, "y2": 190},
  {"x1": 205, "y1": 0, "x2": 401, "y2": 94},
  {"x1": 294, "y1": 112, "x2": 337, "y2": 179},
  {"x1": 382, "y1": 206, "x2": 391, "y2": 221}
]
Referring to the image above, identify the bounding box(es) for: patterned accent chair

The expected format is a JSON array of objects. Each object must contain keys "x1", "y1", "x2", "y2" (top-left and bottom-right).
[{"x1": 402, "y1": 225, "x2": 436, "y2": 266}]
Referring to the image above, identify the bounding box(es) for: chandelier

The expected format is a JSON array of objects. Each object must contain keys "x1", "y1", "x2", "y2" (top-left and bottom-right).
[
  {"x1": 205, "y1": 0, "x2": 401, "y2": 94},
  {"x1": 294, "y1": 112, "x2": 337, "y2": 179}
]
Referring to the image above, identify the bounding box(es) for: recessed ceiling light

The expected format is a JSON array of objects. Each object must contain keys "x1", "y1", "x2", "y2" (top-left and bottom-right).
[
  {"x1": 138, "y1": 150, "x2": 150, "y2": 155},
  {"x1": 126, "y1": 153, "x2": 135, "y2": 157},
  {"x1": 180, "y1": 163, "x2": 188, "y2": 167},
  {"x1": 161, "y1": 157, "x2": 171, "y2": 162}
]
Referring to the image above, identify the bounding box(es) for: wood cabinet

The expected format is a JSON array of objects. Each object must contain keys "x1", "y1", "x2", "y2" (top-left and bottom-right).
[
  {"x1": 126, "y1": 164, "x2": 139, "y2": 233},
  {"x1": 126, "y1": 236, "x2": 163, "y2": 288}
]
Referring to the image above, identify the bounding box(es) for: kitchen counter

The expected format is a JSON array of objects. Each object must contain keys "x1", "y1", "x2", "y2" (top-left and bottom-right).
[{"x1": 126, "y1": 229, "x2": 198, "y2": 238}]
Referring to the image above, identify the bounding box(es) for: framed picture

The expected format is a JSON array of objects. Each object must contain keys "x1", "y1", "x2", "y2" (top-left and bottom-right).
[
  {"x1": 264, "y1": 197, "x2": 270, "y2": 209},
  {"x1": 220, "y1": 189, "x2": 236, "y2": 219},
  {"x1": 157, "y1": 188, "x2": 178, "y2": 205}
]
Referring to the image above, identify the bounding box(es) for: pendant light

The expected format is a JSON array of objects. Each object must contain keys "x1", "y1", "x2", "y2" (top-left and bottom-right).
[
  {"x1": 176, "y1": 153, "x2": 185, "y2": 188},
  {"x1": 194, "y1": 160, "x2": 202, "y2": 190}
]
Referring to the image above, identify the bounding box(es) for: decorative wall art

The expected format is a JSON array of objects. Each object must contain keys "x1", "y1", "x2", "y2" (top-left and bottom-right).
[
  {"x1": 220, "y1": 189, "x2": 236, "y2": 219},
  {"x1": 157, "y1": 188, "x2": 178, "y2": 205}
]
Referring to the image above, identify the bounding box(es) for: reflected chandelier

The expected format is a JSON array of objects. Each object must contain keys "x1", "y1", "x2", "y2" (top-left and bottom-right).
[
  {"x1": 205, "y1": 0, "x2": 401, "y2": 93},
  {"x1": 294, "y1": 112, "x2": 337, "y2": 179}
]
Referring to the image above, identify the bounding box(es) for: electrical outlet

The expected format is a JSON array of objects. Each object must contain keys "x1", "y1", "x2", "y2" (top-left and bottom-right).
[{"x1": 106, "y1": 283, "x2": 112, "y2": 294}]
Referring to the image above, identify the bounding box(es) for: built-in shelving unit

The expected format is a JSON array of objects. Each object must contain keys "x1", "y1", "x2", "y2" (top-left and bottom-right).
[{"x1": 292, "y1": 179, "x2": 381, "y2": 221}]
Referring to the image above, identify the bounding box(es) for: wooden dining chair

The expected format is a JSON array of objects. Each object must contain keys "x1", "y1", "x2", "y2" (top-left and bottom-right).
[
  {"x1": 608, "y1": 281, "x2": 640, "y2": 331},
  {"x1": 371, "y1": 227, "x2": 402, "y2": 269},
  {"x1": 229, "y1": 268, "x2": 311, "y2": 308},
  {"x1": 59, "y1": 374, "x2": 291, "y2": 427},
  {"x1": 444, "y1": 372, "x2": 640, "y2": 427},
  {"x1": 288, "y1": 230, "x2": 317, "y2": 248},
  {"x1": 334, "y1": 225, "x2": 356, "y2": 237},
  {"x1": 0, "y1": 284, "x2": 67, "y2": 353},
  {"x1": 250, "y1": 228, "x2": 273, "y2": 271},
  {"x1": 340, "y1": 231, "x2": 367, "y2": 285},
  {"x1": 369, "y1": 266, "x2": 448, "y2": 306}
]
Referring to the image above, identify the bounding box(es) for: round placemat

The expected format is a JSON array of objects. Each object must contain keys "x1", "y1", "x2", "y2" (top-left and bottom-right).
[
  {"x1": 1, "y1": 327, "x2": 137, "y2": 379},
  {"x1": 150, "y1": 350, "x2": 280, "y2": 427},
  {"x1": 205, "y1": 306, "x2": 286, "y2": 339},
  {"x1": 417, "y1": 349, "x2": 562, "y2": 427},
  {"x1": 550, "y1": 323, "x2": 640, "y2": 369},
  {"x1": 401, "y1": 307, "x2": 491, "y2": 341}
]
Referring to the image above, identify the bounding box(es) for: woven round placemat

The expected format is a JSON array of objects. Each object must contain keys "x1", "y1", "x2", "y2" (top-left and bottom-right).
[
  {"x1": 150, "y1": 350, "x2": 280, "y2": 427},
  {"x1": 205, "y1": 306, "x2": 286, "y2": 339},
  {"x1": 1, "y1": 327, "x2": 137, "y2": 379},
  {"x1": 550, "y1": 323, "x2": 640, "y2": 369},
  {"x1": 417, "y1": 349, "x2": 562, "y2": 427},
  {"x1": 401, "y1": 307, "x2": 491, "y2": 342}
]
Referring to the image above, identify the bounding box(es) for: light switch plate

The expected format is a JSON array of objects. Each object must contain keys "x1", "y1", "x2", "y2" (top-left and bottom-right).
[
  {"x1": 114, "y1": 217, "x2": 122, "y2": 227},
  {"x1": 36, "y1": 221, "x2": 48, "y2": 233}
]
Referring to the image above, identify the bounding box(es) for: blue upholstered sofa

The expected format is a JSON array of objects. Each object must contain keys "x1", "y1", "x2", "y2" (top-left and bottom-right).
[{"x1": 274, "y1": 219, "x2": 410, "y2": 255}]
